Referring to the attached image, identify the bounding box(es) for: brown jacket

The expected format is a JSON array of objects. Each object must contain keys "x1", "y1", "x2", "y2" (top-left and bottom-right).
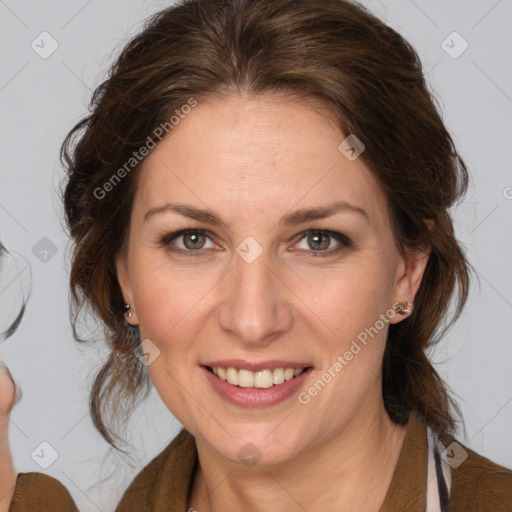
[
  {"x1": 9, "y1": 412, "x2": 512, "y2": 511},
  {"x1": 7, "y1": 472, "x2": 78, "y2": 511}
]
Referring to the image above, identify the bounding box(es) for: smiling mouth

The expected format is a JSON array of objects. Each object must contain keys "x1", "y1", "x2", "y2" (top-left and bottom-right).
[{"x1": 204, "y1": 365, "x2": 311, "y2": 389}]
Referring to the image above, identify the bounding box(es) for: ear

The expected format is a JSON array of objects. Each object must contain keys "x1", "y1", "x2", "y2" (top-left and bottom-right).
[
  {"x1": 116, "y1": 252, "x2": 139, "y2": 326},
  {"x1": 389, "y1": 228, "x2": 432, "y2": 325}
]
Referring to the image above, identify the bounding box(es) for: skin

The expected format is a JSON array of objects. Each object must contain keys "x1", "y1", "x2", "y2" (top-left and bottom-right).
[
  {"x1": 0, "y1": 364, "x2": 19, "y2": 512},
  {"x1": 117, "y1": 92, "x2": 430, "y2": 511}
]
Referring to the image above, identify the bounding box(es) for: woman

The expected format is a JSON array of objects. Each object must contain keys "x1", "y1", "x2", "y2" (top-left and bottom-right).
[{"x1": 3, "y1": 0, "x2": 512, "y2": 510}]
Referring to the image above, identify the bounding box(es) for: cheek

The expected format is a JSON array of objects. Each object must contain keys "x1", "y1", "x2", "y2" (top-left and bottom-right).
[
  {"x1": 128, "y1": 253, "x2": 223, "y2": 387},
  {"x1": 293, "y1": 261, "x2": 394, "y2": 427},
  {"x1": 130, "y1": 253, "x2": 205, "y2": 338},
  {"x1": 294, "y1": 256, "x2": 395, "y2": 344},
  {"x1": 129, "y1": 257, "x2": 215, "y2": 423}
]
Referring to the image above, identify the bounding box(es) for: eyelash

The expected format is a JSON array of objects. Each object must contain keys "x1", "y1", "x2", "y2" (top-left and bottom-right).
[{"x1": 160, "y1": 229, "x2": 352, "y2": 257}]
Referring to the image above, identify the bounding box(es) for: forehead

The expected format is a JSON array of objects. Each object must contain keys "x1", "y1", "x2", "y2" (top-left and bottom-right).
[{"x1": 134, "y1": 93, "x2": 387, "y2": 227}]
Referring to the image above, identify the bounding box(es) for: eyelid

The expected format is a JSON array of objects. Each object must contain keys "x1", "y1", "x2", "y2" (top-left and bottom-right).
[
  {"x1": 160, "y1": 228, "x2": 207, "y2": 246},
  {"x1": 160, "y1": 228, "x2": 352, "y2": 256},
  {"x1": 294, "y1": 229, "x2": 351, "y2": 246},
  {"x1": 160, "y1": 228, "x2": 219, "y2": 253},
  {"x1": 291, "y1": 229, "x2": 352, "y2": 256}
]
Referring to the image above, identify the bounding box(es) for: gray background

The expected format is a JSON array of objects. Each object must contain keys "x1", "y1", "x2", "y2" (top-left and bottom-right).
[{"x1": 0, "y1": 1, "x2": 511, "y2": 510}]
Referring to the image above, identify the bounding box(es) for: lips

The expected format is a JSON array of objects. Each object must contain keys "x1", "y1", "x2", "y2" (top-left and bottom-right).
[{"x1": 201, "y1": 360, "x2": 313, "y2": 407}]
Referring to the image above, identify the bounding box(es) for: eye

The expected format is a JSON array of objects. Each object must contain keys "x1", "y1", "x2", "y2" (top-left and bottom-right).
[
  {"x1": 160, "y1": 228, "x2": 351, "y2": 257},
  {"x1": 161, "y1": 229, "x2": 217, "y2": 254},
  {"x1": 293, "y1": 230, "x2": 351, "y2": 256}
]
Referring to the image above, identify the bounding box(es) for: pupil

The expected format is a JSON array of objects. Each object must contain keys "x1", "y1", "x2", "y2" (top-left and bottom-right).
[
  {"x1": 185, "y1": 233, "x2": 205, "y2": 250},
  {"x1": 309, "y1": 233, "x2": 329, "y2": 250}
]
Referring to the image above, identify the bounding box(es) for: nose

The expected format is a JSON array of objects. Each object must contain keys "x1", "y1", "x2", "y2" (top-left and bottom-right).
[{"x1": 216, "y1": 245, "x2": 293, "y2": 346}]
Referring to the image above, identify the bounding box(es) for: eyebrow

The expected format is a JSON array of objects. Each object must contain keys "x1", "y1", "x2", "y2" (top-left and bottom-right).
[{"x1": 144, "y1": 200, "x2": 368, "y2": 228}]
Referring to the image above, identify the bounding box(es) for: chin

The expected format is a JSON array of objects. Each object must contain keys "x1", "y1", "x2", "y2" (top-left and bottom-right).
[{"x1": 201, "y1": 424, "x2": 306, "y2": 467}]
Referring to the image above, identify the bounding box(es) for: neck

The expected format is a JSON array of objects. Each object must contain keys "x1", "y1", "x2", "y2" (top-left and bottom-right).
[{"x1": 189, "y1": 397, "x2": 408, "y2": 512}]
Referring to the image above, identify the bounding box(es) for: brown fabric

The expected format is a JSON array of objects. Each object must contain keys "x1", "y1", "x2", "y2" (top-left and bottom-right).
[
  {"x1": 115, "y1": 430, "x2": 197, "y2": 512},
  {"x1": 379, "y1": 411, "x2": 427, "y2": 511},
  {"x1": 116, "y1": 412, "x2": 512, "y2": 511},
  {"x1": 8, "y1": 472, "x2": 78, "y2": 512},
  {"x1": 8, "y1": 413, "x2": 512, "y2": 510},
  {"x1": 439, "y1": 430, "x2": 512, "y2": 511}
]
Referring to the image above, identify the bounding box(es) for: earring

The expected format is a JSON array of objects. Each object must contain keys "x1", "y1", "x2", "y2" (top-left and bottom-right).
[
  {"x1": 124, "y1": 304, "x2": 133, "y2": 319},
  {"x1": 395, "y1": 302, "x2": 411, "y2": 315}
]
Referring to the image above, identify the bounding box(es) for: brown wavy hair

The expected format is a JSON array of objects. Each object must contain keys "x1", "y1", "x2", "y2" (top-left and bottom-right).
[{"x1": 61, "y1": 0, "x2": 471, "y2": 449}]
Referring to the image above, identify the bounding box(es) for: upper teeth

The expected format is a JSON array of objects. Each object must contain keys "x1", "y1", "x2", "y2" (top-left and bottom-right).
[{"x1": 211, "y1": 366, "x2": 306, "y2": 388}]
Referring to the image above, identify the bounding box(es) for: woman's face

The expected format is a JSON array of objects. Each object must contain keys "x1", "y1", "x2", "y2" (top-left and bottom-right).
[{"x1": 117, "y1": 93, "x2": 428, "y2": 466}]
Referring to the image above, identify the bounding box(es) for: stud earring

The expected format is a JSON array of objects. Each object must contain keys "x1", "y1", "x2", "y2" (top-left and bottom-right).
[
  {"x1": 395, "y1": 302, "x2": 411, "y2": 315},
  {"x1": 124, "y1": 304, "x2": 133, "y2": 319}
]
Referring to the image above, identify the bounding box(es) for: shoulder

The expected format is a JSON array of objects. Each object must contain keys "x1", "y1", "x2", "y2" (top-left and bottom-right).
[
  {"x1": 9, "y1": 472, "x2": 78, "y2": 512},
  {"x1": 115, "y1": 428, "x2": 197, "y2": 512},
  {"x1": 440, "y1": 433, "x2": 512, "y2": 511}
]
